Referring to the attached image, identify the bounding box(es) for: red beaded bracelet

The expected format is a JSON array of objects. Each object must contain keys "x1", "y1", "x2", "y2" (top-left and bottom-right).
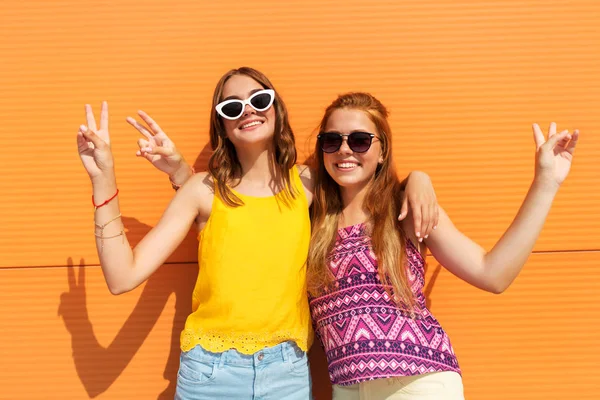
[{"x1": 92, "y1": 189, "x2": 119, "y2": 210}]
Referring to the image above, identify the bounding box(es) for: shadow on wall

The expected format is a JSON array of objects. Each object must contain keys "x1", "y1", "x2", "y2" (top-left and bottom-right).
[
  {"x1": 58, "y1": 229, "x2": 197, "y2": 398},
  {"x1": 57, "y1": 143, "x2": 213, "y2": 399}
]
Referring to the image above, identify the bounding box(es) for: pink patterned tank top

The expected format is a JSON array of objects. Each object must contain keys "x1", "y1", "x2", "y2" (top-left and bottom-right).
[{"x1": 309, "y1": 223, "x2": 461, "y2": 386}]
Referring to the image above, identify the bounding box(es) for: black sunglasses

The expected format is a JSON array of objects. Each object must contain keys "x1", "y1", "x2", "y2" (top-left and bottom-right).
[{"x1": 317, "y1": 131, "x2": 377, "y2": 153}]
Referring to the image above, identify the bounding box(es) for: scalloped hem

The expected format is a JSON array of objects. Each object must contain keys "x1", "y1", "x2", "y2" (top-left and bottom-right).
[{"x1": 180, "y1": 328, "x2": 311, "y2": 355}]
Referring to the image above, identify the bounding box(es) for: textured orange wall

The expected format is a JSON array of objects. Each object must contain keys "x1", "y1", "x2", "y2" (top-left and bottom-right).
[{"x1": 1, "y1": 1, "x2": 599, "y2": 399}]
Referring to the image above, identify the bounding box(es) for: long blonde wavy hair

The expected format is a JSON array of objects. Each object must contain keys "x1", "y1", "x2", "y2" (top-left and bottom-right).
[
  {"x1": 307, "y1": 92, "x2": 415, "y2": 308},
  {"x1": 208, "y1": 67, "x2": 297, "y2": 206}
]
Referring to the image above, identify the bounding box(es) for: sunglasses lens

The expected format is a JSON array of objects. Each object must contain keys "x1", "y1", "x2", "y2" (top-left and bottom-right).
[
  {"x1": 348, "y1": 132, "x2": 372, "y2": 152},
  {"x1": 250, "y1": 92, "x2": 273, "y2": 110},
  {"x1": 220, "y1": 102, "x2": 243, "y2": 119},
  {"x1": 319, "y1": 133, "x2": 343, "y2": 153}
]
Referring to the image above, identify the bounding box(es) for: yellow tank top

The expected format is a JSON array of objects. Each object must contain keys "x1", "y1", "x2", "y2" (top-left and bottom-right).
[{"x1": 180, "y1": 166, "x2": 312, "y2": 354}]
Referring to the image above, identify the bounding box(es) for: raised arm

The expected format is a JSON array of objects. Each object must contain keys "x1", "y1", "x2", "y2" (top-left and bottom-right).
[
  {"x1": 409, "y1": 123, "x2": 578, "y2": 294},
  {"x1": 77, "y1": 102, "x2": 212, "y2": 295}
]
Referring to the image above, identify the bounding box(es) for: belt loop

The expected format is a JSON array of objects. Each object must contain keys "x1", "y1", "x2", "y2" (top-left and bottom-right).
[
  {"x1": 218, "y1": 350, "x2": 226, "y2": 369},
  {"x1": 281, "y1": 341, "x2": 290, "y2": 363}
]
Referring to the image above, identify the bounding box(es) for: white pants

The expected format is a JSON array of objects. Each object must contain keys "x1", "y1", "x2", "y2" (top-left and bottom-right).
[{"x1": 332, "y1": 372, "x2": 464, "y2": 400}]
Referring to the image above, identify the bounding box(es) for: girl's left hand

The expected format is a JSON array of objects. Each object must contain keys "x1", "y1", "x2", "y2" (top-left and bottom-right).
[
  {"x1": 533, "y1": 122, "x2": 579, "y2": 190},
  {"x1": 126, "y1": 110, "x2": 187, "y2": 177},
  {"x1": 399, "y1": 171, "x2": 439, "y2": 241}
]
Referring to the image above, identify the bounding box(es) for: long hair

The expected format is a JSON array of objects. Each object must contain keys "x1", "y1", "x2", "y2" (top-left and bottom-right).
[
  {"x1": 208, "y1": 67, "x2": 297, "y2": 206},
  {"x1": 307, "y1": 92, "x2": 415, "y2": 308}
]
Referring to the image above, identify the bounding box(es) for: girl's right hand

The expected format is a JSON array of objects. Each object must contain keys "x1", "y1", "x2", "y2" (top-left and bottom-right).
[
  {"x1": 532, "y1": 122, "x2": 579, "y2": 190},
  {"x1": 126, "y1": 110, "x2": 189, "y2": 177},
  {"x1": 77, "y1": 102, "x2": 115, "y2": 182}
]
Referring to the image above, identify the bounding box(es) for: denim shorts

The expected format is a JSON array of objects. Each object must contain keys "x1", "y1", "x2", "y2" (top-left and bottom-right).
[{"x1": 175, "y1": 341, "x2": 312, "y2": 399}]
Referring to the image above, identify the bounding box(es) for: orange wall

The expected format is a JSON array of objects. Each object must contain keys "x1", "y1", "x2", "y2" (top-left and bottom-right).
[{"x1": 1, "y1": 1, "x2": 599, "y2": 399}]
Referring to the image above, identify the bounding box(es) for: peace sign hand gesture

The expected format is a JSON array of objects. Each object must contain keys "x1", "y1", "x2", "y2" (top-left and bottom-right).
[
  {"x1": 126, "y1": 111, "x2": 186, "y2": 177},
  {"x1": 76, "y1": 102, "x2": 115, "y2": 182},
  {"x1": 532, "y1": 122, "x2": 579, "y2": 190}
]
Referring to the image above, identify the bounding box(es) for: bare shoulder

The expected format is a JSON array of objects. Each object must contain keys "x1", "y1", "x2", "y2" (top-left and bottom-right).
[
  {"x1": 297, "y1": 164, "x2": 312, "y2": 178},
  {"x1": 297, "y1": 164, "x2": 315, "y2": 205},
  {"x1": 187, "y1": 171, "x2": 215, "y2": 193},
  {"x1": 181, "y1": 171, "x2": 215, "y2": 223}
]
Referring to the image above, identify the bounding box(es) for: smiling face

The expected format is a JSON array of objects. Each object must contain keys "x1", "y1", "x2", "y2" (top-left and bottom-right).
[
  {"x1": 322, "y1": 108, "x2": 383, "y2": 194},
  {"x1": 219, "y1": 74, "x2": 277, "y2": 149}
]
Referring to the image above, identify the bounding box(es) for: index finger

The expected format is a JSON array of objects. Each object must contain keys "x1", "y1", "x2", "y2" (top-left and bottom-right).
[
  {"x1": 127, "y1": 116, "x2": 154, "y2": 140},
  {"x1": 138, "y1": 110, "x2": 165, "y2": 135},
  {"x1": 532, "y1": 123, "x2": 545, "y2": 149},
  {"x1": 100, "y1": 101, "x2": 109, "y2": 131},
  {"x1": 85, "y1": 104, "x2": 97, "y2": 131},
  {"x1": 548, "y1": 122, "x2": 557, "y2": 138}
]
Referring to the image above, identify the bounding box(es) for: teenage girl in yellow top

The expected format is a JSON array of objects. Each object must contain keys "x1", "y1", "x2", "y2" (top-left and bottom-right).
[{"x1": 76, "y1": 67, "x2": 437, "y2": 399}]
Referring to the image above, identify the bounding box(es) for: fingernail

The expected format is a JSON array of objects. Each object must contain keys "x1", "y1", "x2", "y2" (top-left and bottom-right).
[
  {"x1": 433, "y1": 226, "x2": 437, "y2": 230},
  {"x1": 424, "y1": 235, "x2": 429, "y2": 239},
  {"x1": 80, "y1": 124, "x2": 87, "y2": 131},
  {"x1": 416, "y1": 232, "x2": 421, "y2": 237},
  {"x1": 418, "y1": 238, "x2": 423, "y2": 242}
]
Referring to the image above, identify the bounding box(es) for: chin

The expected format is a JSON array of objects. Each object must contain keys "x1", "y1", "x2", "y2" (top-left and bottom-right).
[
  {"x1": 234, "y1": 128, "x2": 274, "y2": 143},
  {"x1": 330, "y1": 175, "x2": 362, "y2": 188}
]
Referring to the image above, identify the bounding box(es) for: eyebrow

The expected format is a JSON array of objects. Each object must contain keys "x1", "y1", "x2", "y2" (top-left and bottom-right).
[{"x1": 222, "y1": 88, "x2": 264, "y2": 102}]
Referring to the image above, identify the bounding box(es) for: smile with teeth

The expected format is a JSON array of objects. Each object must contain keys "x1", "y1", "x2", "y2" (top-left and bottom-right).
[
  {"x1": 336, "y1": 162, "x2": 360, "y2": 169},
  {"x1": 240, "y1": 120, "x2": 263, "y2": 129}
]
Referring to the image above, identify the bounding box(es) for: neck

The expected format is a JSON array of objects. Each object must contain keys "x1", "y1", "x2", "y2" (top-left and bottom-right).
[
  {"x1": 339, "y1": 181, "x2": 371, "y2": 227},
  {"x1": 236, "y1": 142, "x2": 279, "y2": 187}
]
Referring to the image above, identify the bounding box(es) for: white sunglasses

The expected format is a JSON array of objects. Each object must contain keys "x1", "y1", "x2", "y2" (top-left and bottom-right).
[{"x1": 215, "y1": 89, "x2": 275, "y2": 120}]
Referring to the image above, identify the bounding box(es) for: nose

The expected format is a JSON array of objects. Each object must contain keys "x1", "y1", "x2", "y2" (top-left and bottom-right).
[
  {"x1": 338, "y1": 137, "x2": 353, "y2": 154},
  {"x1": 242, "y1": 103, "x2": 256, "y2": 117}
]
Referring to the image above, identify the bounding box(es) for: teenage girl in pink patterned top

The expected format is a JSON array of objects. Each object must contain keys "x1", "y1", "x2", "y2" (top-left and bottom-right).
[{"x1": 307, "y1": 92, "x2": 579, "y2": 399}]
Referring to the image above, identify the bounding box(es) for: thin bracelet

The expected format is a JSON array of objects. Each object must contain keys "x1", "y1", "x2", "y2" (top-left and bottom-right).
[
  {"x1": 95, "y1": 213, "x2": 122, "y2": 230},
  {"x1": 94, "y1": 229, "x2": 125, "y2": 252},
  {"x1": 94, "y1": 213, "x2": 122, "y2": 252},
  {"x1": 93, "y1": 189, "x2": 119, "y2": 210},
  {"x1": 95, "y1": 213, "x2": 122, "y2": 241}
]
